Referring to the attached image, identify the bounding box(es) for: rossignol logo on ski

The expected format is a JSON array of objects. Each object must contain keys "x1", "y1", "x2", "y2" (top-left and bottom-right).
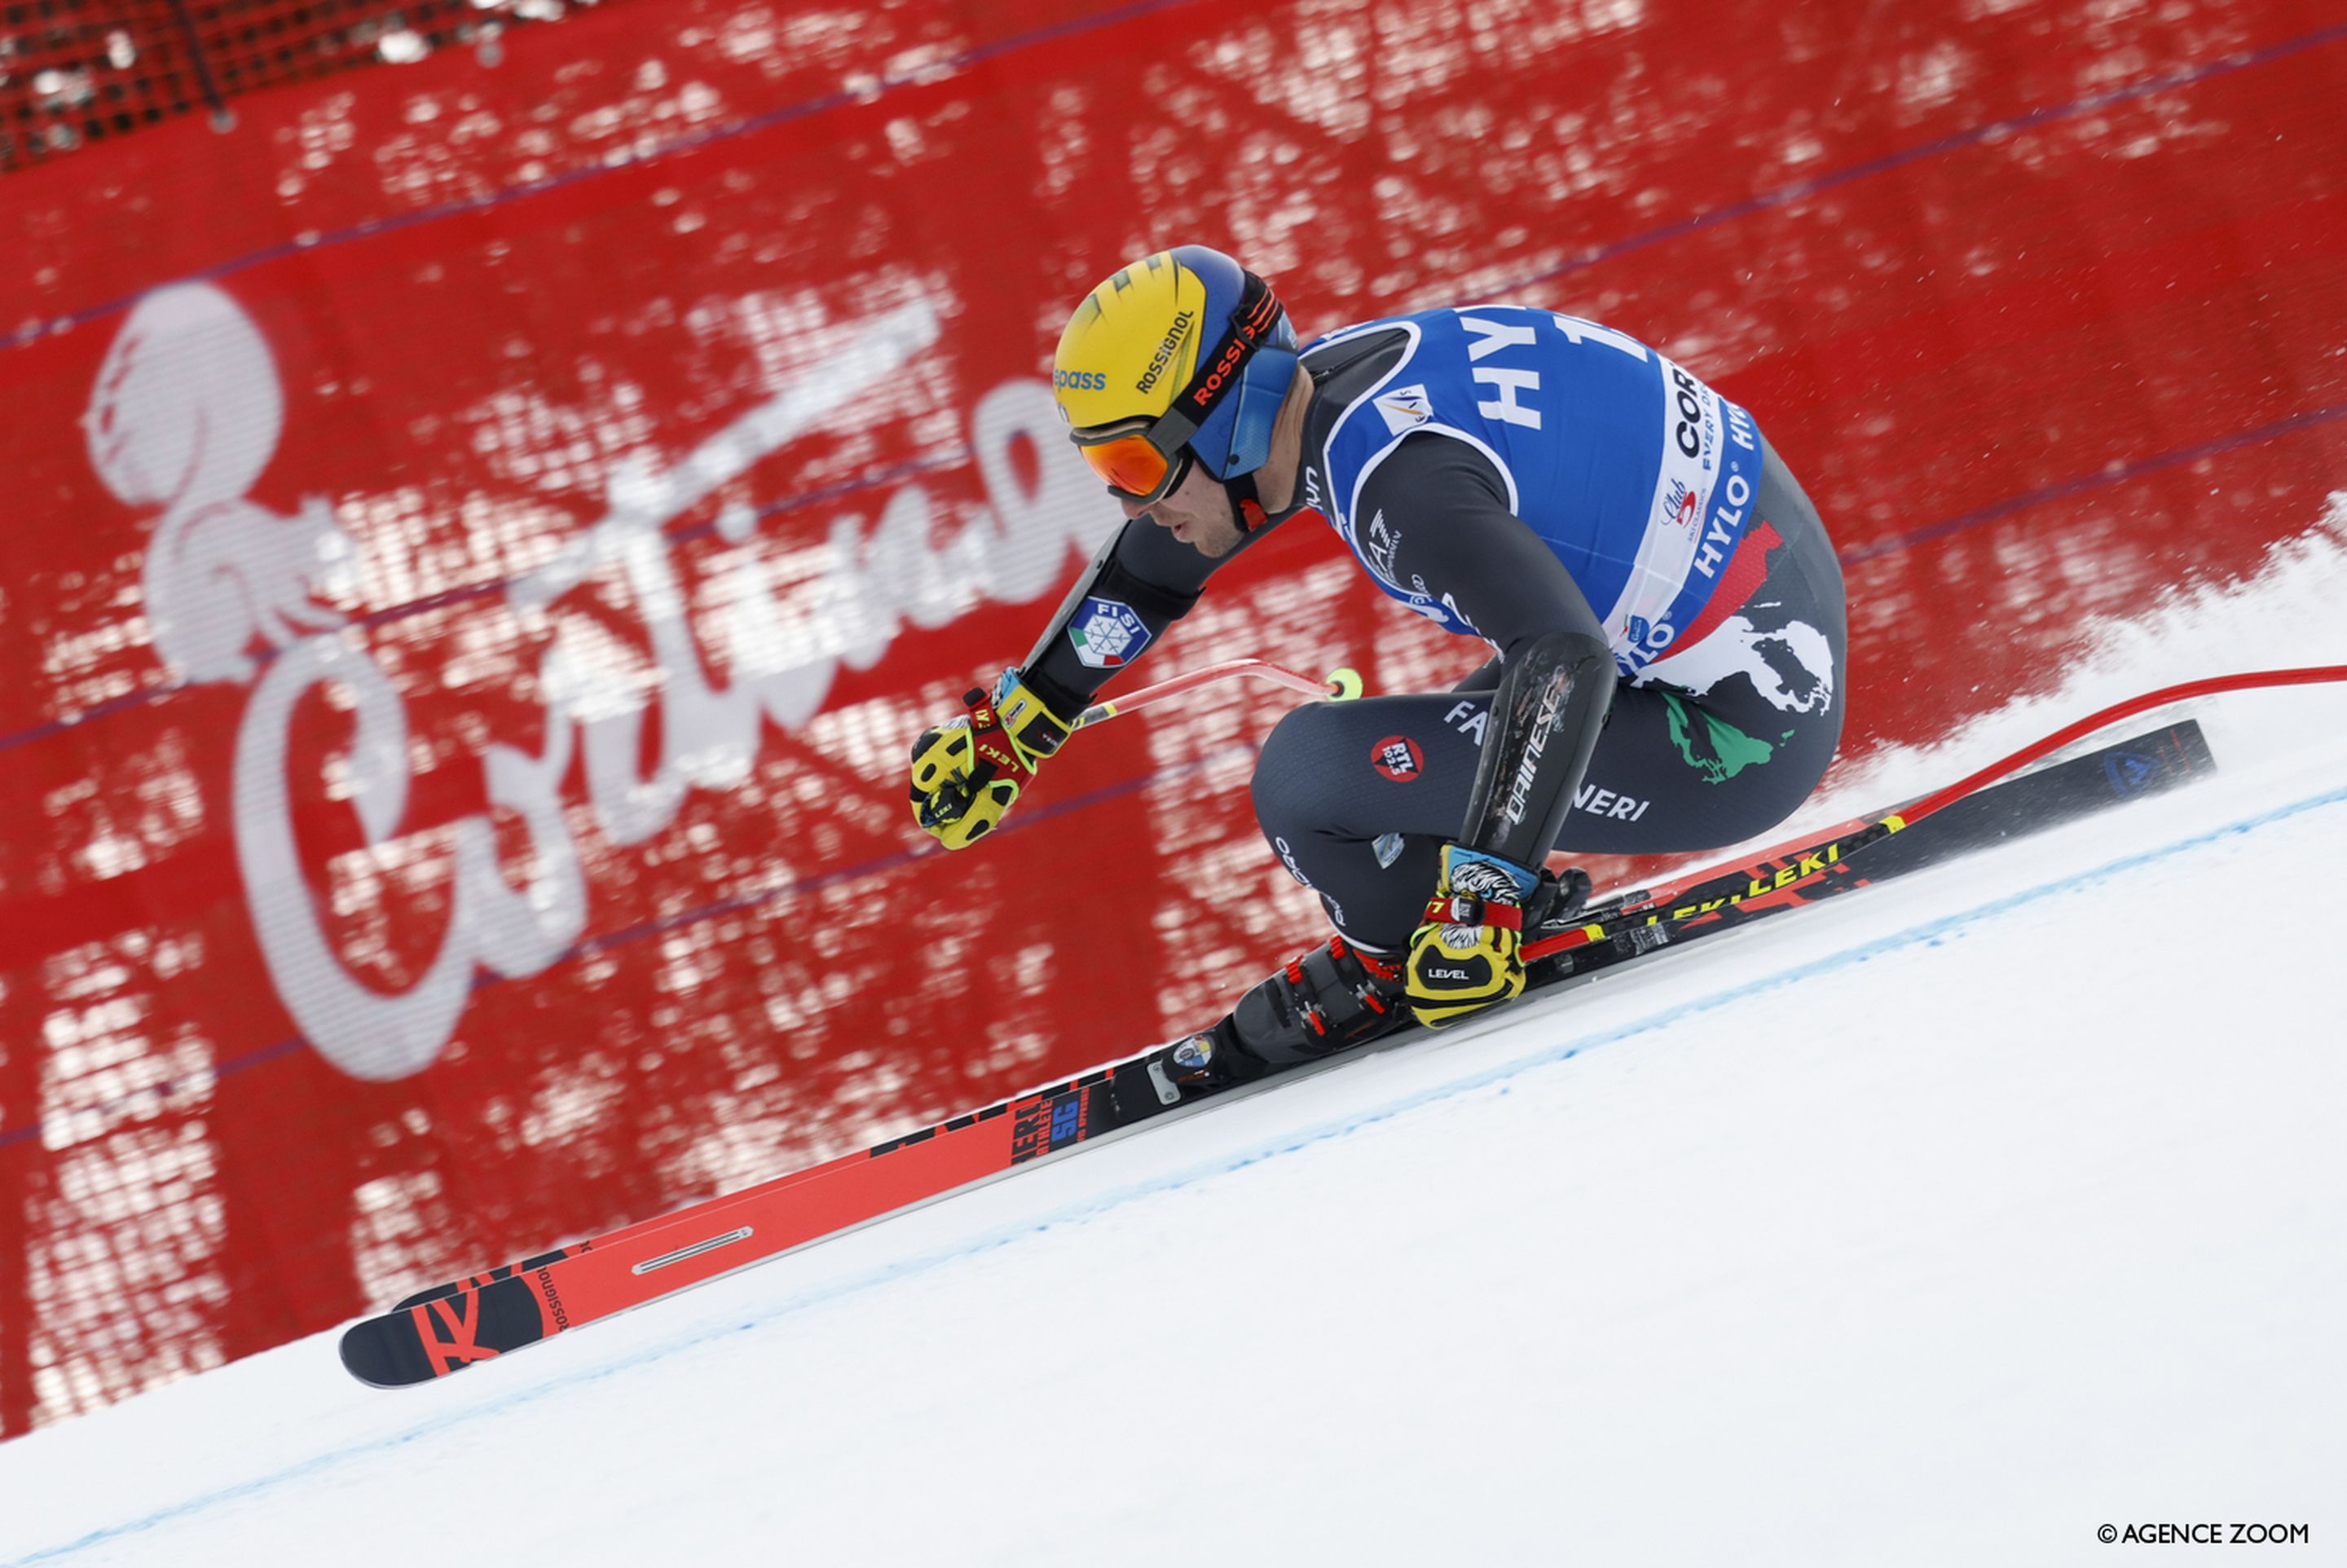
[
  {"x1": 412, "y1": 1294, "x2": 500, "y2": 1376},
  {"x1": 534, "y1": 1267, "x2": 571, "y2": 1331}
]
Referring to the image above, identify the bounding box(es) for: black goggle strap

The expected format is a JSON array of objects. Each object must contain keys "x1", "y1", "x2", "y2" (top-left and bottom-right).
[
  {"x1": 1203, "y1": 272, "x2": 1284, "y2": 530},
  {"x1": 1169, "y1": 269, "x2": 1285, "y2": 434}
]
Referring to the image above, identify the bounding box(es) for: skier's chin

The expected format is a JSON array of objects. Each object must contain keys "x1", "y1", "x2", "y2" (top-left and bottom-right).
[{"x1": 1178, "y1": 509, "x2": 1244, "y2": 558}]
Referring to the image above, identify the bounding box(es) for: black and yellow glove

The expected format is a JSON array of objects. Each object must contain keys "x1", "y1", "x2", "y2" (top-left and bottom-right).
[
  {"x1": 1405, "y1": 845, "x2": 1542, "y2": 1028},
  {"x1": 908, "y1": 669, "x2": 1074, "y2": 850}
]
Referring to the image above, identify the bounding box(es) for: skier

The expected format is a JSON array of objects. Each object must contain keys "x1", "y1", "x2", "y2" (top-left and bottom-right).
[{"x1": 909, "y1": 245, "x2": 1845, "y2": 1093}]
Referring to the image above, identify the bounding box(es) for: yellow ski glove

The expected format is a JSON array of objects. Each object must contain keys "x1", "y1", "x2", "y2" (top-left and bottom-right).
[{"x1": 909, "y1": 670, "x2": 1073, "y2": 850}]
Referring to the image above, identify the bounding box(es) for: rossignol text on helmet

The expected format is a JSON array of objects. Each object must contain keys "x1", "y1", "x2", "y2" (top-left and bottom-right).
[{"x1": 1052, "y1": 246, "x2": 1301, "y2": 515}]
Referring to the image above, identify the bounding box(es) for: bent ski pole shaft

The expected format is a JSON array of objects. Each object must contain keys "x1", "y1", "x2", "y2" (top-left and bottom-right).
[
  {"x1": 1526, "y1": 663, "x2": 2347, "y2": 964},
  {"x1": 1072, "y1": 658, "x2": 1363, "y2": 731}
]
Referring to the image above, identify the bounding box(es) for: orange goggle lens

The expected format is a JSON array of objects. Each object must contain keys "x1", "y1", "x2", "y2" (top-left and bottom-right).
[{"x1": 1075, "y1": 430, "x2": 1191, "y2": 504}]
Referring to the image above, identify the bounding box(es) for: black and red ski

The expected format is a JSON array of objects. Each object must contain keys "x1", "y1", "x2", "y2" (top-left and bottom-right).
[{"x1": 339, "y1": 718, "x2": 2215, "y2": 1388}]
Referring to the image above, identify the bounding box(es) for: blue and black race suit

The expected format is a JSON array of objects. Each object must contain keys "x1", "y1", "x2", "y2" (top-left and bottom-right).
[{"x1": 1022, "y1": 307, "x2": 1847, "y2": 949}]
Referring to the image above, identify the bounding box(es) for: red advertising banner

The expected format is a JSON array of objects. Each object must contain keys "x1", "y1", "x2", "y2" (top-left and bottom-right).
[{"x1": 2, "y1": 0, "x2": 2341, "y2": 1433}]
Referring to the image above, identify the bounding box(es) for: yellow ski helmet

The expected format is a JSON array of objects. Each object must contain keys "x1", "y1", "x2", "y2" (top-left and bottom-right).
[{"x1": 1052, "y1": 246, "x2": 1300, "y2": 514}]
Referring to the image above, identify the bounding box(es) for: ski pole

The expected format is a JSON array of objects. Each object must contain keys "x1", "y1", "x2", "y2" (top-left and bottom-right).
[
  {"x1": 1526, "y1": 663, "x2": 2347, "y2": 963},
  {"x1": 1072, "y1": 658, "x2": 1364, "y2": 731}
]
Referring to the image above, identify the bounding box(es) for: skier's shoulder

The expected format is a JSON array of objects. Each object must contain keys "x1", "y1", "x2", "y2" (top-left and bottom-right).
[
  {"x1": 1303, "y1": 302, "x2": 1605, "y2": 431},
  {"x1": 1297, "y1": 307, "x2": 1521, "y2": 512},
  {"x1": 1299, "y1": 313, "x2": 1418, "y2": 396},
  {"x1": 1295, "y1": 313, "x2": 1439, "y2": 485}
]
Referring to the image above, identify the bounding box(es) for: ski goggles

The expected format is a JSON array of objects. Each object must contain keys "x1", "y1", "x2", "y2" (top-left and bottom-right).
[
  {"x1": 1067, "y1": 271, "x2": 1287, "y2": 505},
  {"x1": 1069, "y1": 412, "x2": 1202, "y2": 505}
]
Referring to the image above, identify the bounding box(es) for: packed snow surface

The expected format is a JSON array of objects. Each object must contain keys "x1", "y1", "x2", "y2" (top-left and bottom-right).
[{"x1": 4, "y1": 517, "x2": 2345, "y2": 1567}]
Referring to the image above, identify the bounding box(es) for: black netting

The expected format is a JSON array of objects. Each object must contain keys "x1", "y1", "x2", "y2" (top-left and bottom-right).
[{"x1": 1, "y1": 0, "x2": 610, "y2": 171}]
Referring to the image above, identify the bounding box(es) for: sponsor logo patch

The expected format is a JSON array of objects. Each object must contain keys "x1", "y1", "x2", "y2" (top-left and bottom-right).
[
  {"x1": 1068, "y1": 597, "x2": 1151, "y2": 668},
  {"x1": 1364, "y1": 509, "x2": 1400, "y2": 578},
  {"x1": 1666, "y1": 477, "x2": 1701, "y2": 530},
  {"x1": 1624, "y1": 613, "x2": 1677, "y2": 658},
  {"x1": 1011, "y1": 1091, "x2": 1090, "y2": 1163},
  {"x1": 1375, "y1": 383, "x2": 1433, "y2": 434},
  {"x1": 1372, "y1": 734, "x2": 1424, "y2": 782}
]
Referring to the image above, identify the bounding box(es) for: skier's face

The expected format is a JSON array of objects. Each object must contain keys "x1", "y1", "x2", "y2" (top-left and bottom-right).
[{"x1": 1121, "y1": 451, "x2": 1244, "y2": 557}]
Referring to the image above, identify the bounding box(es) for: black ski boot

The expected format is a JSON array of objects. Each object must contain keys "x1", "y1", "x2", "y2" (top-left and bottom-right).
[
  {"x1": 1109, "y1": 870, "x2": 1594, "y2": 1123},
  {"x1": 1217, "y1": 935, "x2": 1409, "y2": 1073},
  {"x1": 1111, "y1": 936, "x2": 1408, "y2": 1120},
  {"x1": 1526, "y1": 866, "x2": 1595, "y2": 939}
]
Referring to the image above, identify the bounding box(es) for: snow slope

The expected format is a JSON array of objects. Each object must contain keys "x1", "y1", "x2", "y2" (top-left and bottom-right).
[{"x1": 3, "y1": 515, "x2": 2344, "y2": 1568}]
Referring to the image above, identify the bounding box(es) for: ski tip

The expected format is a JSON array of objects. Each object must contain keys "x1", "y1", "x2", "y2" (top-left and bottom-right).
[
  {"x1": 338, "y1": 1318, "x2": 431, "y2": 1390},
  {"x1": 343, "y1": 1275, "x2": 549, "y2": 1389}
]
